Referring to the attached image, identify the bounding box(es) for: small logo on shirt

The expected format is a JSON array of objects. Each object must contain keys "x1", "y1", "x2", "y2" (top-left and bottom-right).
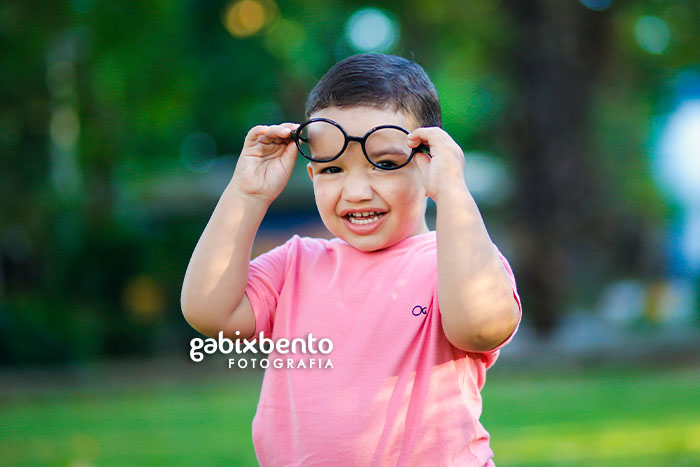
[{"x1": 412, "y1": 305, "x2": 428, "y2": 317}]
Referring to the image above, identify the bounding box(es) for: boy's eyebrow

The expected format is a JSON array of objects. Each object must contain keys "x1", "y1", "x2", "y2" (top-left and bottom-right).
[{"x1": 370, "y1": 146, "x2": 409, "y2": 156}]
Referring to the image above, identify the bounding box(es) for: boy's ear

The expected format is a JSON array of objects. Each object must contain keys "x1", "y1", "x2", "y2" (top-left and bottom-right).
[{"x1": 306, "y1": 162, "x2": 314, "y2": 181}]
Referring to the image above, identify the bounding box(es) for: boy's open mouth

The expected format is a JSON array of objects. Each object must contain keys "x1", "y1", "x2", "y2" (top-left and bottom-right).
[{"x1": 343, "y1": 211, "x2": 387, "y2": 225}]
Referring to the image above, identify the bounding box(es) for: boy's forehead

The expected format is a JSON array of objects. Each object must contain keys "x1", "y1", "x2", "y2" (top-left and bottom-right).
[{"x1": 309, "y1": 105, "x2": 419, "y2": 132}]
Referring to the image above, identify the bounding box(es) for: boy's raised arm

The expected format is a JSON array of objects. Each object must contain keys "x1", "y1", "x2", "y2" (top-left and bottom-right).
[
  {"x1": 408, "y1": 127, "x2": 521, "y2": 353},
  {"x1": 180, "y1": 123, "x2": 299, "y2": 340}
]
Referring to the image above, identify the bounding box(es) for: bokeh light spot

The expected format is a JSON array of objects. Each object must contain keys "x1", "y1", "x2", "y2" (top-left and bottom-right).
[
  {"x1": 180, "y1": 131, "x2": 217, "y2": 174},
  {"x1": 50, "y1": 106, "x2": 80, "y2": 149},
  {"x1": 223, "y1": 0, "x2": 277, "y2": 38},
  {"x1": 463, "y1": 152, "x2": 511, "y2": 205},
  {"x1": 635, "y1": 16, "x2": 670, "y2": 55},
  {"x1": 578, "y1": 0, "x2": 612, "y2": 12},
  {"x1": 123, "y1": 275, "x2": 166, "y2": 321},
  {"x1": 657, "y1": 99, "x2": 700, "y2": 205},
  {"x1": 345, "y1": 8, "x2": 399, "y2": 53}
]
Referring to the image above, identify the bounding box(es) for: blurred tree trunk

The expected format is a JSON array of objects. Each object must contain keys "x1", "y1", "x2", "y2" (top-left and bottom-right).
[{"x1": 501, "y1": 1, "x2": 613, "y2": 335}]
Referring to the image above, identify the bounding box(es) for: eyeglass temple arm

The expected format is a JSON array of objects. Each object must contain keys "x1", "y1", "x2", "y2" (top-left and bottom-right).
[
  {"x1": 413, "y1": 144, "x2": 431, "y2": 157},
  {"x1": 289, "y1": 127, "x2": 308, "y2": 142}
]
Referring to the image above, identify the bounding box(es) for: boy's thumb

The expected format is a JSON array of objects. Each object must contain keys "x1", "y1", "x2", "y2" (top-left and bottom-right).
[
  {"x1": 413, "y1": 151, "x2": 430, "y2": 173},
  {"x1": 282, "y1": 140, "x2": 298, "y2": 167}
]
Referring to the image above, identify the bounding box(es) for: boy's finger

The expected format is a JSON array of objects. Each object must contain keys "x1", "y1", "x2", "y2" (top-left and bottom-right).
[
  {"x1": 279, "y1": 122, "x2": 301, "y2": 131},
  {"x1": 408, "y1": 127, "x2": 460, "y2": 154},
  {"x1": 407, "y1": 127, "x2": 442, "y2": 144},
  {"x1": 265, "y1": 123, "x2": 300, "y2": 141},
  {"x1": 271, "y1": 125, "x2": 294, "y2": 138},
  {"x1": 245, "y1": 123, "x2": 301, "y2": 149},
  {"x1": 406, "y1": 129, "x2": 430, "y2": 148},
  {"x1": 245, "y1": 125, "x2": 269, "y2": 143},
  {"x1": 258, "y1": 133, "x2": 289, "y2": 144}
]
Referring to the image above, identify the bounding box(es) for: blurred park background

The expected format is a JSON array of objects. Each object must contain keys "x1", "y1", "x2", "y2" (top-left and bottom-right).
[{"x1": 2, "y1": 0, "x2": 700, "y2": 465}]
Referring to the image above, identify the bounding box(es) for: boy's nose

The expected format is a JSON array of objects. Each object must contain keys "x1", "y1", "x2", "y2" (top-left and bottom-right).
[{"x1": 341, "y1": 169, "x2": 374, "y2": 202}]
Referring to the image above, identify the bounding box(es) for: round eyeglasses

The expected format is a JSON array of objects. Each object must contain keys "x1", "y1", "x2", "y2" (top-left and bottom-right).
[{"x1": 290, "y1": 118, "x2": 430, "y2": 170}]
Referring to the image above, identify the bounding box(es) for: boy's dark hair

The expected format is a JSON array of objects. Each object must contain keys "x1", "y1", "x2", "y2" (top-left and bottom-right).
[{"x1": 305, "y1": 54, "x2": 442, "y2": 128}]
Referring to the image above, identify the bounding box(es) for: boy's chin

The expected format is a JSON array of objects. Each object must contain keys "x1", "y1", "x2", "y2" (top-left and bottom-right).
[
  {"x1": 348, "y1": 239, "x2": 385, "y2": 252},
  {"x1": 323, "y1": 219, "x2": 396, "y2": 251},
  {"x1": 337, "y1": 232, "x2": 394, "y2": 252}
]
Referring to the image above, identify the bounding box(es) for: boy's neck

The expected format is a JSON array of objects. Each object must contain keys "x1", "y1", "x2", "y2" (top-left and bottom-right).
[{"x1": 413, "y1": 219, "x2": 430, "y2": 236}]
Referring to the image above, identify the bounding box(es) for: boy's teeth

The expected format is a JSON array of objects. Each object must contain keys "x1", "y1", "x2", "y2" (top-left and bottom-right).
[
  {"x1": 347, "y1": 213, "x2": 383, "y2": 224},
  {"x1": 349, "y1": 211, "x2": 376, "y2": 217}
]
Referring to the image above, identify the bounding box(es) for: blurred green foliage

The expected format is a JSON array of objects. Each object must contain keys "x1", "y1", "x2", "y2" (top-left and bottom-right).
[{"x1": 1, "y1": 0, "x2": 698, "y2": 363}]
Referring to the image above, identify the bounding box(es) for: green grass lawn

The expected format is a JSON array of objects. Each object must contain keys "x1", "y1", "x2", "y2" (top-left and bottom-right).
[
  {"x1": 482, "y1": 365, "x2": 700, "y2": 466},
  {"x1": 1, "y1": 364, "x2": 699, "y2": 466}
]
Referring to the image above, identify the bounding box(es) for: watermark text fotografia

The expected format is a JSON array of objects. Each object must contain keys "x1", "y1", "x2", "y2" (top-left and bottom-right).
[{"x1": 190, "y1": 331, "x2": 334, "y2": 369}]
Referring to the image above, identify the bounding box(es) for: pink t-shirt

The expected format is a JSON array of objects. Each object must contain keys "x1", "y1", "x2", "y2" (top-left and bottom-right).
[{"x1": 244, "y1": 230, "x2": 522, "y2": 466}]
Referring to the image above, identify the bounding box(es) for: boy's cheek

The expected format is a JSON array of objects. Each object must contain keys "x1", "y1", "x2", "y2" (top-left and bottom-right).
[
  {"x1": 385, "y1": 177, "x2": 422, "y2": 197},
  {"x1": 313, "y1": 183, "x2": 339, "y2": 199},
  {"x1": 312, "y1": 188, "x2": 336, "y2": 214}
]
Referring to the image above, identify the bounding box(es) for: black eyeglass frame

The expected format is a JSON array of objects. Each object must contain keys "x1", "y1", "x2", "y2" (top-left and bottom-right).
[{"x1": 290, "y1": 117, "x2": 431, "y2": 170}]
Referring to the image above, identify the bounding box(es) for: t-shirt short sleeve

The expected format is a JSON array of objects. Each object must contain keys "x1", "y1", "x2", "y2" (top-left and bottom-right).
[{"x1": 244, "y1": 236, "x2": 295, "y2": 339}]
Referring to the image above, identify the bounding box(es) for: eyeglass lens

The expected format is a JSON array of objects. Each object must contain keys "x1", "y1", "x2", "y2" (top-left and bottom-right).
[{"x1": 298, "y1": 121, "x2": 412, "y2": 169}]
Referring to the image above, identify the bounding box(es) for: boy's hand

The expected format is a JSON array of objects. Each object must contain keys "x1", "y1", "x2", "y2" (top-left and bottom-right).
[
  {"x1": 407, "y1": 127, "x2": 468, "y2": 202},
  {"x1": 230, "y1": 123, "x2": 300, "y2": 205}
]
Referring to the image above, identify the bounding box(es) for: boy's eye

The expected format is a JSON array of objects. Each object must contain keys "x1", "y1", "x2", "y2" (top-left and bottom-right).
[
  {"x1": 320, "y1": 166, "x2": 342, "y2": 174},
  {"x1": 375, "y1": 160, "x2": 398, "y2": 169}
]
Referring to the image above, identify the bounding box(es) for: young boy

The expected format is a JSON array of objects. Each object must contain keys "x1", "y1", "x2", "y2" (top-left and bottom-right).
[{"x1": 181, "y1": 54, "x2": 522, "y2": 466}]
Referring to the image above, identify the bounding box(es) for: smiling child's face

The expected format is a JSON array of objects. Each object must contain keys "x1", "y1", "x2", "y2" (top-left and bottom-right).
[{"x1": 305, "y1": 106, "x2": 429, "y2": 252}]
